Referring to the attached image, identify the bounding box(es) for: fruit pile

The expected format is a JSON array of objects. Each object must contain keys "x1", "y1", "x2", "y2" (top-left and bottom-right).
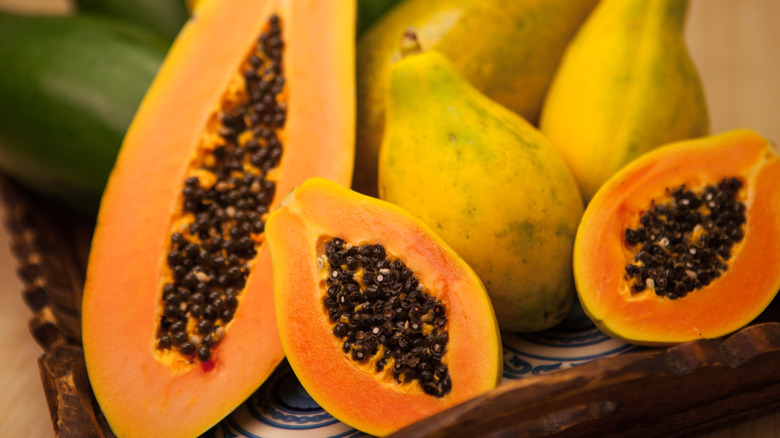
[{"x1": 1, "y1": 0, "x2": 779, "y2": 437}]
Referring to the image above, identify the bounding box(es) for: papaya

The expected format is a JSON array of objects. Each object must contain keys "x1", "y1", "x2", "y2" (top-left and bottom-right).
[
  {"x1": 81, "y1": 0, "x2": 355, "y2": 436},
  {"x1": 0, "y1": 12, "x2": 167, "y2": 215},
  {"x1": 74, "y1": 0, "x2": 189, "y2": 41},
  {"x1": 354, "y1": 0, "x2": 598, "y2": 195},
  {"x1": 379, "y1": 48, "x2": 583, "y2": 333},
  {"x1": 574, "y1": 129, "x2": 780, "y2": 346},
  {"x1": 266, "y1": 177, "x2": 502, "y2": 436},
  {"x1": 540, "y1": 0, "x2": 710, "y2": 202}
]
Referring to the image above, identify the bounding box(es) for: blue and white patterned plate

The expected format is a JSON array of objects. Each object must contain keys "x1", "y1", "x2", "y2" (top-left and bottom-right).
[{"x1": 203, "y1": 301, "x2": 641, "y2": 438}]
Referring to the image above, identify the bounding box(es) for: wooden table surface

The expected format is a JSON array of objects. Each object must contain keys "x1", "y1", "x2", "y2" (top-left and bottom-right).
[{"x1": 1, "y1": 0, "x2": 779, "y2": 436}]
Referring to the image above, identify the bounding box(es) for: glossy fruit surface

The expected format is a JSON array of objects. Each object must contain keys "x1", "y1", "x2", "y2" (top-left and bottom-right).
[
  {"x1": 82, "y1": 1, "x2": 355, "y2": 436},
  {"x1": 267, "y1": 177, "x2": 502, "y2": 436},
  {"x1": 575, "y1": 130, "x2": 780, "y2": 345},
  {"x1": 379, "y1": 50, "x2": 583, "y2": 332},
  {"x1": 0, "y1": 12, "x2": 167, "y2": 214},
  {"x1": 74, "y1": 0, "x2": 189, "y2": 40},
  {"x1": 355, "y1": 0, "x2": 598, "y2": 195},
  {"x1": 541, "y1": 0, "x2": 709, "y2": 201}
]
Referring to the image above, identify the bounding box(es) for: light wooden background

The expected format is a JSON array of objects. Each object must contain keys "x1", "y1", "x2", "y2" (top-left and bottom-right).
[{"x1": 0, "y1": 0, "x2": 779, "y2": 437}]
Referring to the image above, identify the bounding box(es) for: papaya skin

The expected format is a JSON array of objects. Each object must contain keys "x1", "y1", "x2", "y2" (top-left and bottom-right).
[
  {"x1": 357, "y1": 0, "x2": 403, "y2": 36},
  {"x1": 354, "y1": 0, "x2": 598, "y2": 196},
  {"x1": 81, "y1": 0, "x2": 355, "y2": 437},
  {"x1": 74, "y1": 0, "x2": 188, "y2": 41},
  {"x1": 540, "y1": 0, "x2": 710, "y2": 202},
  {"x1": 574, "y1": 129, "x2": 780, "y2": 346},
  {"x1": 267, "y1": 178, "x2": 502, "y2": 436},
  {"x1": 379, "y1": 51, "x2": 583, "y2": 333},
  {"x1": 0, "y1": 13, "x2": 167, "y2": 215}
]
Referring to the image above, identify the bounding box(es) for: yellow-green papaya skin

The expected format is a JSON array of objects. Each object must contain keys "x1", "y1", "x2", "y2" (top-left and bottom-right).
[
  {"x1": 540, "y1": 0, "x2": 710, "y2": 203},
  {"x1": 379, "y1": 51, "x2": 584, "y2": 333},
  {"x1": 355, "y1": 0, "x2": 598, "y2": 196}
]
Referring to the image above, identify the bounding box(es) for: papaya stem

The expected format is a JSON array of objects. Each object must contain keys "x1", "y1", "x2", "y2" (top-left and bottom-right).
[{"x1": 400, "y1": 27, "x2": 422, "y2": 57}]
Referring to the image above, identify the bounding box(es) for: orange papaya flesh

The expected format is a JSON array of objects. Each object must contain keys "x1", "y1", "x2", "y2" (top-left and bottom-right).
[
  {"x1": 266, "y1": 178, "x2": 502, "y2": 436},
  {"x1": 81, "y1": 0, "x2": 355, "y2": 437},
  {"x1": 574, "y1": 129, "x2": 780, "y2": 346}
]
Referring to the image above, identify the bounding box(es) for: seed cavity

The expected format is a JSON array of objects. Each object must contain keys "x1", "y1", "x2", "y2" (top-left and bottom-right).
[
  {"x1": 322, "y1": 237, "x2": 452, "y2": 398},
  {"x1": 155, "y1": 14, "x2": 286, "y2": 363},
  {"x1": 623, "y1": 177, "x2": 746, "y2": 299}
]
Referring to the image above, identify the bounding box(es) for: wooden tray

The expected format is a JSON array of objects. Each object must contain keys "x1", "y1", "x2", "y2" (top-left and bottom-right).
[{"x1": 4, "y1": 175, "x2": 780, "y2": 438}]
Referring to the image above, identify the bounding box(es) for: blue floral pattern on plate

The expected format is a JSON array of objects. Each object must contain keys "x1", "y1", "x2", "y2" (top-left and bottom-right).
[{"x1": 202, "y1": 301, "x2": 640, "y2": 437}]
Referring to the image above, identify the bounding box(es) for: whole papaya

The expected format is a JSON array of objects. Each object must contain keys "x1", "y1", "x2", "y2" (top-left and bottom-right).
[
  {"x1": 74, "y1": 0, "x2": 188, "y2": 41},
  {"x1": 0, "y1": 13, "x2": 167, "y2": 214},
  {"x1": 355, "y1": 0, "x2": 598, "y2": 196},
  {"x1": 379, "y1": 49, "x2": 583, "y2": 332},
  {"x1": 540, "y1": 0, "x2": 709, "y2": 202},
  {"x1": 357, "y1": 0, "x2": 403, "y2": 36}
]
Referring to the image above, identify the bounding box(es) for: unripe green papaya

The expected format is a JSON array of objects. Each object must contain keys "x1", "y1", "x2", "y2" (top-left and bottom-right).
[
  {"x1": 355, "y1": 0, "x2": 598, "y2": 196},
  {"x1": 74, "y1": 0, "x2": 188, "y2": 41},
  {"x1": 357, "y1": 0, "x2": 404, "y2": 36},
  {"x1": 540, "y1": 0, "x2": 710, "y2": 202},
  {"x1": 379, "y1": 49, "x2": 584, "y2": 332},
  {"x1": 0, "y1": 13, "x2": 167, "y2": 214}
]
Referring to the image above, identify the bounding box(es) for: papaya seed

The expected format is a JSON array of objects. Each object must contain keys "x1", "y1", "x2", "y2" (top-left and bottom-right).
[
  {"x1": 624, "y1": 177, "x2": 746, "y2": 299},
  {"x1": 321, "y1": 237, "x2": 452, "y2": 397},
  {"x1": 155, "y1": 13, "x2": 288, "y2": 363}
]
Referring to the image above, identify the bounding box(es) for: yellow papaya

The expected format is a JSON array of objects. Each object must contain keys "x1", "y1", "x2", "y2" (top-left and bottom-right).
[
  {"x1": 540, "y1": 0, "x2": 709, "y2": 202},
  {"x1": 355, "y1": 0, "x2": 598, "y2": 196},
  {"x1": 379, "y1": 49, "x2": 583, "y2": 333}
]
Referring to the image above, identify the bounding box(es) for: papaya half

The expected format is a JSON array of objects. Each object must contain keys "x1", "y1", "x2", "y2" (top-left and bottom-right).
[
  {"x1": 574, "y1": 129, "x2": 780, "y2": 346},
  {"x1": 266, "y1": 178, "x2": 502, "y2": 436},
  {"x1": 81, "y1": 0, "x2": 355, "y2": 437},
  {"x1": 0, "y1": 12, "x2": 167, "y2": 215}
]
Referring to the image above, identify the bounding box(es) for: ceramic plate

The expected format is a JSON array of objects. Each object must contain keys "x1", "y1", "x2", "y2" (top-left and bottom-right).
[{"x1": 203, "y1": 302, "x2": 641, "y2": 438}]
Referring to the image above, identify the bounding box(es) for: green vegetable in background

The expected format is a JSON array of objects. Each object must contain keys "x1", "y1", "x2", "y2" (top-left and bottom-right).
[
  {"x1": 358, "y1": 0, "x2": 404, "y2": 35},
  {"x1": 0, "y1": 12, "x2": 168, "y2": 215},
  {"x1": 74, "y1": 0, "x2": 188, "y2": 41}
]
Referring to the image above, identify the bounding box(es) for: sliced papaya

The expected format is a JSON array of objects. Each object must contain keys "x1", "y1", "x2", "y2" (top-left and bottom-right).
[
  {"x1": 574, "y1": 129, "x2": 780, "y2": 346},
  {"x1": 266, "y1": 177, "x2": 502, "y2": 436},
  {"x1": 81, "y1": 0, "x2": 355, "y2": 437}
]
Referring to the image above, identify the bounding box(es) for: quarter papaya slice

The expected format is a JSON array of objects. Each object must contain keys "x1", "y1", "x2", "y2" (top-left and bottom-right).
[
  {"x1": 81, "y1": 0, "x2": 355, "y2": 437},
  {"x1": 574, "y1": 129, "x2": 780, "y2": 345},
  {"x1": 266, "y1": 178, "x2": 502, "y2": 436}
]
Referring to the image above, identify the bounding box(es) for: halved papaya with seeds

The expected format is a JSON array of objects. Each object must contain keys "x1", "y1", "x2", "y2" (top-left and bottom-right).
[
  {"x1": 574, "y1": 129, "x2": 780, "y2": 346},
  {"x1": 81, "y1": 0, "x2": 355, "y2": 436},
  {"x1": 266, "y1": 177, "x2": 502, "y2": 436}
]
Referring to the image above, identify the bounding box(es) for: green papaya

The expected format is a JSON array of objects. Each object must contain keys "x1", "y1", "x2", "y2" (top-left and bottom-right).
[
  {"x1": 357, "y1": 0, "x2": 404, "y2": 36},
  {"x1": 0, "y1": 13, "x2": 167, "y2": 214},
  {"x1": 74, "y1": 0, "x2": 188, "y2": 41}
]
